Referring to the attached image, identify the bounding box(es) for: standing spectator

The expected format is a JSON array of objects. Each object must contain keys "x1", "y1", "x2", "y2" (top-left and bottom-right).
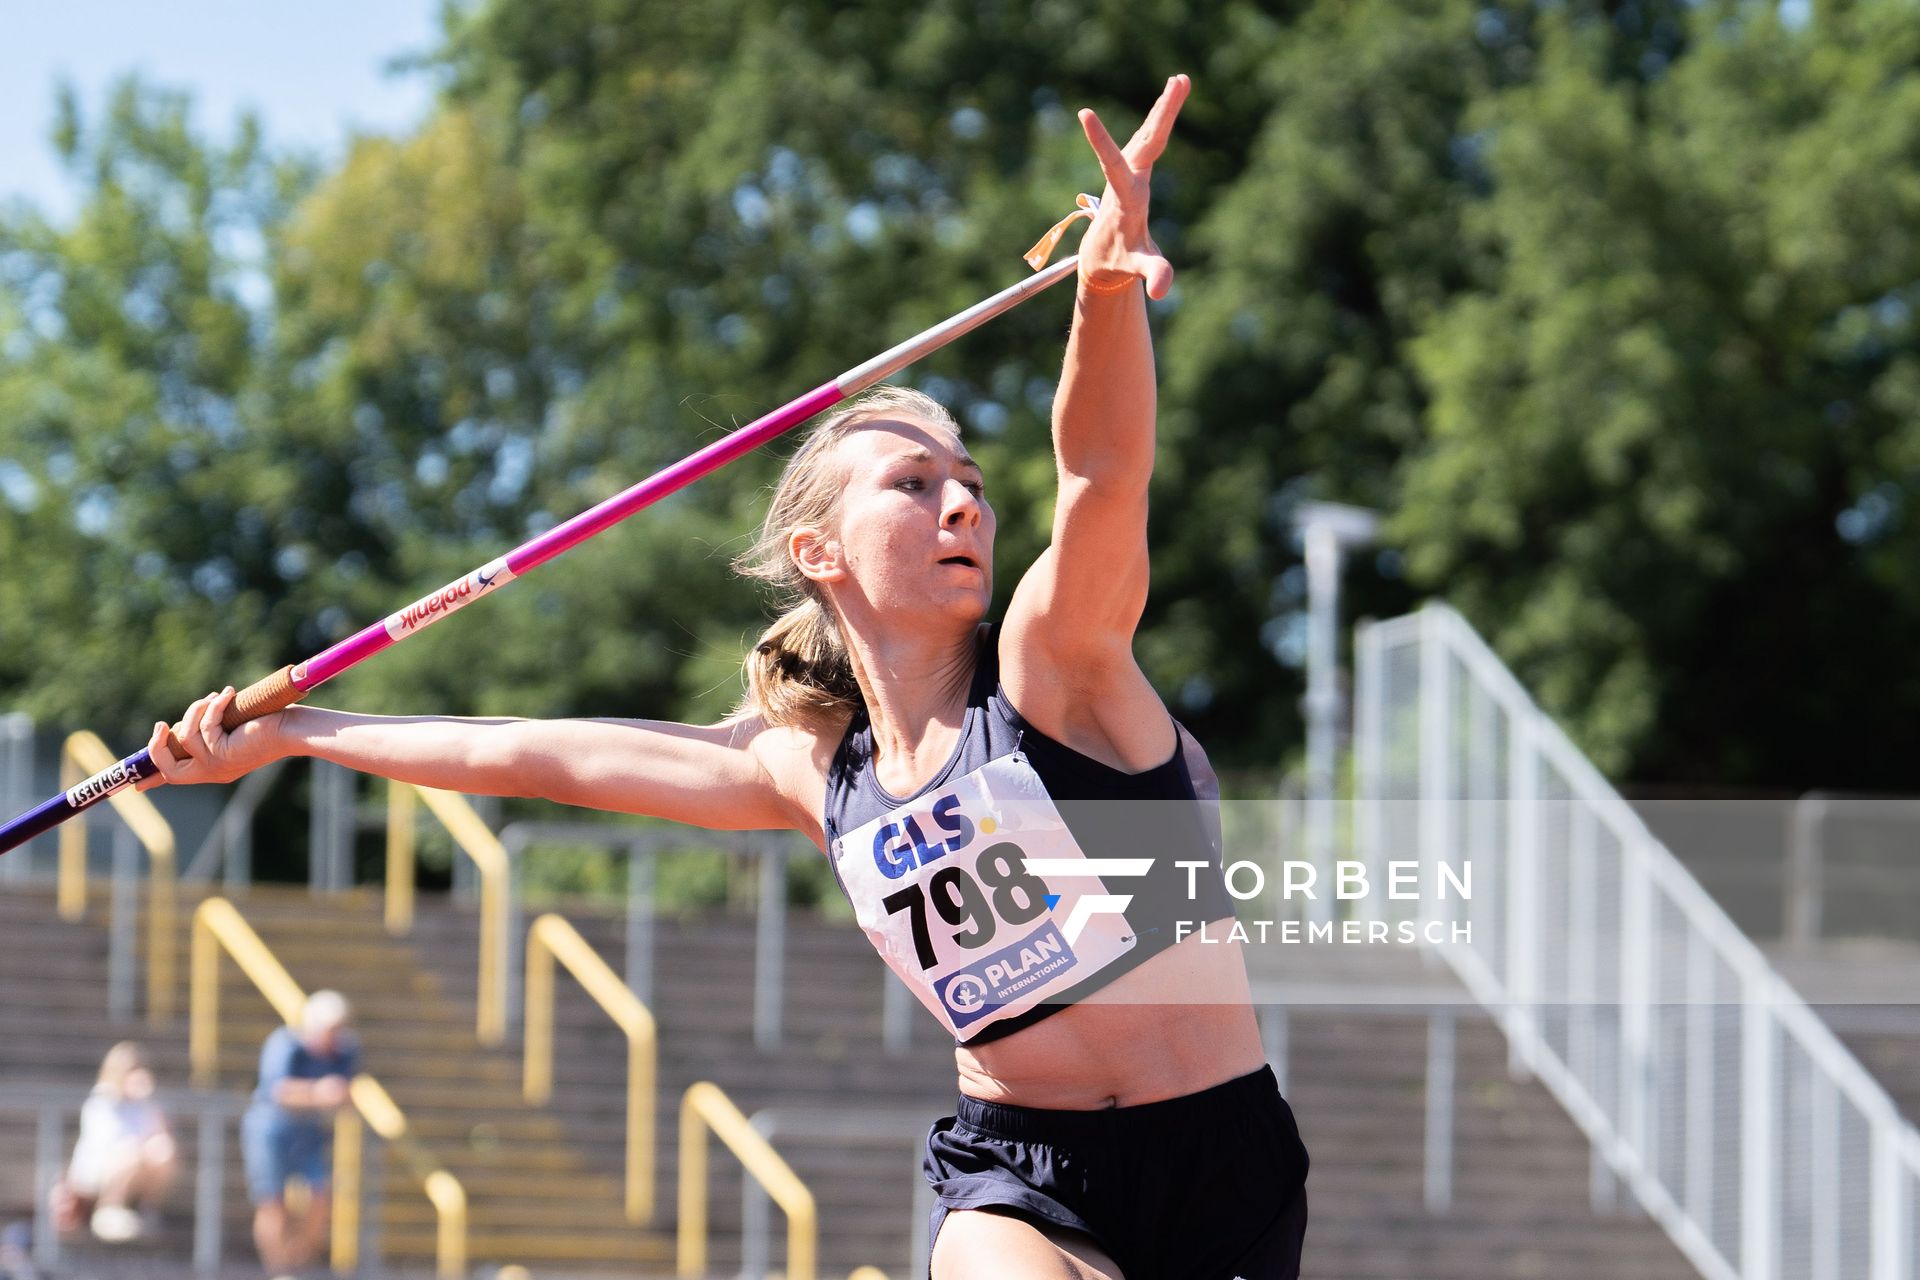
[
  {"x1": 54, "y1": 1041, "x2": 177, "y2": 1243},
  {"x1": 241, "y1": 990, "x2": 359, "y2": 1280}
]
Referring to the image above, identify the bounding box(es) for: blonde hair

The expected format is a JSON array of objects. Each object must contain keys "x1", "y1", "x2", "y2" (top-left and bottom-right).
[
  {"x1": 94, "y1": 1042, "x2": 148, "y2": 1096},
  {"x1": 733, "y1": 386, "x2": 963, "y2": 730}
]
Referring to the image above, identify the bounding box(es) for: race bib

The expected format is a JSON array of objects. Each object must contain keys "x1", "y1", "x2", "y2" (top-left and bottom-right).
[{"x1": 832, "y1": 752, "x2": 1137, "y2": 1040}]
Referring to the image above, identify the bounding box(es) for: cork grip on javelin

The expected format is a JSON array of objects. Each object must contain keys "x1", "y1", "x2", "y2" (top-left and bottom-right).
[{"x1": 158, "y1": 664, "x2": 307, "y2": 764}]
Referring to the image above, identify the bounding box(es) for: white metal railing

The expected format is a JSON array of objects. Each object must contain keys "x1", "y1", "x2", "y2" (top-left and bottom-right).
[{"x1": 1356, "y1": 602, "x2": 1920, "y2": 1280}]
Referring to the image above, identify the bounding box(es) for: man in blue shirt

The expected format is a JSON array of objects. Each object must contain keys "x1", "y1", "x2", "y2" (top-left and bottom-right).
[{"x1": 241, "y1": 990, "x2": 359, "y2": 1280}]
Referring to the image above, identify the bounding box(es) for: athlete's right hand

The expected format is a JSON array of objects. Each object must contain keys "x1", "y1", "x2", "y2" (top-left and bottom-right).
[{"x1": 138, "y1": 686, "x2": 287, "y2": 789}]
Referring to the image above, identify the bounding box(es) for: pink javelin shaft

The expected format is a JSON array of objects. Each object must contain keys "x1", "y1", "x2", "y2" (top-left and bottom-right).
[
  {"x1": 296, "y1": 253, "x2": 1079, "y2": 692},
  {"x1": 0, "y1": 255, "x2": 1081, "y2": 855}
]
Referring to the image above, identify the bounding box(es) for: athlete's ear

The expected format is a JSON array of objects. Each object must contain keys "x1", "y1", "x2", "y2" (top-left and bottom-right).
[{"x1": 789, "y1": 526, "x2": 846, "y2": 585}]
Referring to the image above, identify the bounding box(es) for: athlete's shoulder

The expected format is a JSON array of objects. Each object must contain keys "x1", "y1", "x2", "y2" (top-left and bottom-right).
[
  {"x1": 742, "y1": 707, "x2": 857, "y2": 850},
  {"x1": 743, "y1": 712, "x2": 849, "y2": 768}
]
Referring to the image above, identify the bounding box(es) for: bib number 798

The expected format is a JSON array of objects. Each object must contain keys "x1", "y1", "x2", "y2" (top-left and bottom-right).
[{"x1": 881, "y1": 843, "x2": 1049, "y2": 970}]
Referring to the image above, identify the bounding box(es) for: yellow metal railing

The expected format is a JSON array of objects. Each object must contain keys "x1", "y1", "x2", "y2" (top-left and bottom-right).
[
  {"x1": 384, "y1": 782, "x2": 508, "y2": 1044},
  {"x1": 523, "y1": 913, "x2": 658, "y2": 1224},
  {"x1": 58, "y1": 730, "x2": 177, "y2": 1024},
  {"x1": 678, "y1": 1081, "x2": 816, "y2": 1280},
  {"x1": 189, "y1": 897, "x2": 470, "y2": 1279}
]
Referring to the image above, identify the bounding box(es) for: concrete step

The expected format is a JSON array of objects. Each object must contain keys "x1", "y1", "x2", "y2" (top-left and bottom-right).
[
  {"x1": 376, "y1": 1225, "x2": 674, "y2": 1265},
  {"x1": 0, "y1": 881, "x2": 1735, "y2": 1278}
]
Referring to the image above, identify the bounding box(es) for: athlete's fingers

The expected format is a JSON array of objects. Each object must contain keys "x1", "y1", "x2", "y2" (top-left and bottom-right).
[
  {"x1": 1078, "y1": 109, "x2": 1133, "y2": 190},
  {"x1": 137, "y1": 721, "x2": 177, "y2": 790},
  {"x1": 1104, "y1": 249, "x2": 1172, "y2": 301},
  {"x1": 175, "y1": 693, "x2": 215, "y2": 762},
  {"x1": 202, "y1": 686, "x2": 236, "y2": 746},
  {"x1": 1126, "y1": 74, "x2": 1189, "y2": 167},
  {"x1": 1132, "y1": 251, "x2": 1175, "y2": 301}
]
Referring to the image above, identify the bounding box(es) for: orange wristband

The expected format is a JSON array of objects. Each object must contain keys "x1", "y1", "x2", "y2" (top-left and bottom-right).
[
  {"x1": 1079, "y1": 272, "x2": 1139, "y2": 295},
  {"x1": 1021, "y1": 194, "x2": 1144, "y2": 296}
]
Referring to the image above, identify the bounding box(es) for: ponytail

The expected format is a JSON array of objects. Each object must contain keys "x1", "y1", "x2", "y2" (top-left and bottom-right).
[{"x1": 741, "y1": 597, "x2": 861, "y2": 730}]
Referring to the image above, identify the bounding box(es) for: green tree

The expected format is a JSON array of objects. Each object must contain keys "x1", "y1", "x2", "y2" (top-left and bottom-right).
[
  {"x1": 277, "y1": 0, "x2": 1294, "y2": 743},
  {"x1": 14, "y1": 0, "x2": 1920, "y2": 805},
  {"x1": 0, "y1": 80, "x2": 314, "y2": 741},
  {"x1": 1401, "y1": 2, "x2": 1920, "y2": 785}
]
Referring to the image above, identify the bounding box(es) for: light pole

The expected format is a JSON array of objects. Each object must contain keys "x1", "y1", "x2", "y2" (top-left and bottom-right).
[{"x1": 1293, "y1": 501, "x2": 1379, "y2": 921}]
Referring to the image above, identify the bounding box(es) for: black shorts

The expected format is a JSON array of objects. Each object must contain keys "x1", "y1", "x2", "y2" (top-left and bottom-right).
[{"x1": 923, "y1": 1064, "x2": 1310, "y2": 1279}]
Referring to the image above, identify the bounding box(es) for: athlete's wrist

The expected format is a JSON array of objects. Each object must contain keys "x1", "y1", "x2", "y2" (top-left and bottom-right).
[
  {"x1": 1078, "y1": 269, "x2": 1140, "y2": 297},
  {"x1": 269, "y1": 706, "x2": 319, "y2": 761}
]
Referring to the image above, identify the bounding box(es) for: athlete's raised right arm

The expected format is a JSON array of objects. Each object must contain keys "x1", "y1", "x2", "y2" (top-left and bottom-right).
[{"x1": 141, "y1": 687, "x2": 804, "y2": 833}]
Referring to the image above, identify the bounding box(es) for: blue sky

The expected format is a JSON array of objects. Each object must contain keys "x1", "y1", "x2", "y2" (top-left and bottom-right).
[{"x1": 1, "y1": 0, "x2": 445, "y2": 222}]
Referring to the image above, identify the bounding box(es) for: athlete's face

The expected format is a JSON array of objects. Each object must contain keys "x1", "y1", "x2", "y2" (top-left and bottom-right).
[{"x1": 797, "y1": 419, "x2": 995, "y2": 623}]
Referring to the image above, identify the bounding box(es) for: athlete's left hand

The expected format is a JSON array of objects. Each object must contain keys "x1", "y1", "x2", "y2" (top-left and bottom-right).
[{"x1": 1076, "y1": 73, "x2": 1190, "y2": 300}]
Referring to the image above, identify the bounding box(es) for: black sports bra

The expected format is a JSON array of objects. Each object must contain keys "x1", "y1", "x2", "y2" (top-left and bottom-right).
[{"x1": 823, "y1": 621, "x2": 1235, "y2": 1045}]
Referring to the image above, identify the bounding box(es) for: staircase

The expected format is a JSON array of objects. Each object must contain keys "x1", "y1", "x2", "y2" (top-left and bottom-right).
[
  {"x1": 194, "y1": 888, "x2": 679, "y2": 1273},
  {"x1": 1766, "y1": 937, "x2": 1920, "y2": 1130},
  {"x1": 1284, "y1": 1008, "x2": 1700, "y2": 1279},
  {"x1": 1354, "y1": 603, "x2": 1920, "y2": 1279},
  {"x1": 0, "y1": 881, "x2": 682, "y2": 1277},
  {"x1": 0, "y1": 881, "x2": 250, "y2": 1280},
  {"x1": 363, "y1": 890, "x2": 1715, "y2": 1278},
  {"x1": 0, "y1": 872, "x2": 1723, "y2": 1279},
  {"x1": 11, "y1": 609, "x2": 1920, "y2": 1280}
]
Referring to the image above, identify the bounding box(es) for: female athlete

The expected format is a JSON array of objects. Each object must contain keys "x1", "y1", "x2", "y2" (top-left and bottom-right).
[{"x1": 146, "y1": 73, "x2": 1309, "y2": 1279}]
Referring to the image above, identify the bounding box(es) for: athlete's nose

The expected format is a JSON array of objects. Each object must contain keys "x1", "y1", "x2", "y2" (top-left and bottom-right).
[{"x1": 942, "y1": 480, "x2": 982, "y2": 528}]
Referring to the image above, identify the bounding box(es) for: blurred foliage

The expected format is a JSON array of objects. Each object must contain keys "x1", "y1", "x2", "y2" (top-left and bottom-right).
[
  {"x1": 6, "y1": 0, "x2": 1920, "y2": 893},
  {"x1": 1397, "y1": 0, "x2": 1920, "y2": 782},
  {"x1": 0, "y1": 81, "x2": 315, "y2": 741}
]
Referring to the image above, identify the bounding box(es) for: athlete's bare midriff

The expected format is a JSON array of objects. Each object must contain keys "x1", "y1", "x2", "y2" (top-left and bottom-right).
[
  {"x1": 781, "y1": 698, "x2": 1265, "y2": 1113},
  {"x1": 952, "y1": 921, "x2": 1268, "y2": 1110}
]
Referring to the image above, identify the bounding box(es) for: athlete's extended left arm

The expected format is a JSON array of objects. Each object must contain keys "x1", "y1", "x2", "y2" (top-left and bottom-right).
[{"x1": 1025, "y1": 74, "x2": 1190, "y2": 663}]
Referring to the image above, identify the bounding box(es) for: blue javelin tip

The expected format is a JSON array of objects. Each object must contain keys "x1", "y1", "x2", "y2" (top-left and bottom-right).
[{"x1": 1043, "y1": 894, "x2": 1061, "y2": 911}]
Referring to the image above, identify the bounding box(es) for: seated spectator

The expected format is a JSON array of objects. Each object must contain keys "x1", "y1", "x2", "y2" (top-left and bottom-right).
[
  {"x1": 241, "y1": 990, "x2": 360, "y2": 1280},
  {"x1": 52, "y1": 1042, "x2": 177, "y2": 1243}
]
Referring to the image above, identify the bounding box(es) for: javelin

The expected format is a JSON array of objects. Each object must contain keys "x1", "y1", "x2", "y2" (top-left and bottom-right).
[{"x1": 0, "y1": 252, "x2": 1083, "y2": 856}]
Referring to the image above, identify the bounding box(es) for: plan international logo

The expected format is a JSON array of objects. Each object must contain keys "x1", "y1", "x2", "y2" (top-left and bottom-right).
[{"x1": 1022, "y1": 855, "x2": 1477, "y2": 947}]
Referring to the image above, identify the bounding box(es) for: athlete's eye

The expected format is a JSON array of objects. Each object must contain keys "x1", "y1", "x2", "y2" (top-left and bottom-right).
[
  {"x1": 964, "y1": 481, "x2": 984, "y2": 497},
  {"x1": 895, "y1": 476, "x2": 925, "y2": 492}
]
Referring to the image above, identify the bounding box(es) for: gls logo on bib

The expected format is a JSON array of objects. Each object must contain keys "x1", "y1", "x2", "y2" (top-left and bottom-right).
[{"x1": 833, "y1": 752, "x2": 1136, "y2": 1040}]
